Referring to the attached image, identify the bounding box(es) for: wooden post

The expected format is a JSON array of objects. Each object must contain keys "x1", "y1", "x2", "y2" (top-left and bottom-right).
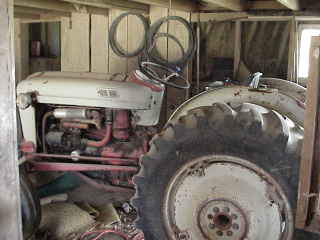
[
  {"x1": 167, "y1": 9, "x2": 192, "y2": 118},
  {"x1": 233, "y1": 20, "x2": 242, "y2": 80},
  {"x1": 0, "y1": 0, "x2": 23, "y2": 239},
  {"x1": 296, "y1": 36, "x2": 320, "y2": 232}
]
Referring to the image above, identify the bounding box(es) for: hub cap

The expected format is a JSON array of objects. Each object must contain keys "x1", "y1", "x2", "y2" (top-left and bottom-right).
[
  {"x1": 163, "y1": 155, "x2": 293, "y2": 240},
  {"x1": 198, "y1": 199, "x2": 248, "y2": 239}
]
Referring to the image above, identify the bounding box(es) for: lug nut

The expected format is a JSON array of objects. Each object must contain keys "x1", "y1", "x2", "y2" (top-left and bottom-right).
[
  {"x1": 208, "y1": 214, "x2": 213, "y2": 219},
  {"x1": 231, "y1": 214, "x2": 238, "y2": 220},
  {"x1": 209, "y1": 223, "x2": 215, "y2": 229},
  {"x1": 223, "y1": 207, "x2": 230, "y2": 213},
  {"x1": 216, "y1": 231, "x2": 223, "y2": 236},
  {"x1": 213, "y1": 207, "x2": 220, "y2": 213},
  {"x1": 227, "y1": 231, "x2": 233, "y2": 236},
  {"x1": 232, "y1": 223, "x2": 239, "y2": 230}
]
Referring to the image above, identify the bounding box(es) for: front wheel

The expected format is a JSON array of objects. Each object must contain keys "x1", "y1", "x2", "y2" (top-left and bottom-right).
[{"x1": 132, "y1": 102, "x2": 319, "y2": 239}]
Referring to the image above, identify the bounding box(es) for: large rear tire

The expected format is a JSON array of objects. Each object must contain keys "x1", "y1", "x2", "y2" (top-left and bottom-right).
[{"x1": 132, "y1": 102, "x2": 319, "y2": 240}]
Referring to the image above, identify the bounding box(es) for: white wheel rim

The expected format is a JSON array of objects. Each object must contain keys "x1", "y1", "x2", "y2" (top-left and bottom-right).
[{"x1": 163, "y1": 155, "x2": 293, "y2": 240}]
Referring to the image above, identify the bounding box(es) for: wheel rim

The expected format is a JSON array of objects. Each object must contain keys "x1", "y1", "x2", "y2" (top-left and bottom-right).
[{"x1": 163, "y1": 155, "x2": 293, "y2": 240}]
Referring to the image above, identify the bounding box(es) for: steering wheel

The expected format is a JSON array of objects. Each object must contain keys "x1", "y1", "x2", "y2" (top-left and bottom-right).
[{"x1": 140, "y1": 61, "x2": 190, "y2": 89}]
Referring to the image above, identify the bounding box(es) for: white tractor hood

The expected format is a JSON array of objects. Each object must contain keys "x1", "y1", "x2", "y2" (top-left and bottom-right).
[{"x1": 17, "y1": 72, "x2": 153, "y2": 110}]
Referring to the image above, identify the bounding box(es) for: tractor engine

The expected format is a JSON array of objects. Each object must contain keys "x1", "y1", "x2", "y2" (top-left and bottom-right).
[
  {"x1": 41, "y1": 107, "x2": 150, "y2": 187},
  {"x1": 17, "y1": 71, "x2": 164, "y2": 189},
  {"x1": 44, "y1": 108, "x2": 146, "y2": 158}
]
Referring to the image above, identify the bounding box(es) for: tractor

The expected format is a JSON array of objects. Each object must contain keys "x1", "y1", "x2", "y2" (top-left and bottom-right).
[{"x1": 16, "y1": 64, "x2": 318, "y2": 239}]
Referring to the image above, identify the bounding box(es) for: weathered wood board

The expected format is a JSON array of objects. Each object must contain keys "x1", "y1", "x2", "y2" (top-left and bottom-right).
[
  {"x1": 296, "y1": 36, "x2": 320, "y2": 231},
  {"x1": 0, "y1": 0, "x2": 23, "y2": 238},
  {"x1": 61, "y1": 13, "x2": 90, "y2": 72}
]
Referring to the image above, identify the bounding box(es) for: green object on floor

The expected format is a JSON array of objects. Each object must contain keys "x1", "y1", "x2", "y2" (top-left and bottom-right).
[{"x1": 38, "y1": 173, "x2": 82, "y2": 198}]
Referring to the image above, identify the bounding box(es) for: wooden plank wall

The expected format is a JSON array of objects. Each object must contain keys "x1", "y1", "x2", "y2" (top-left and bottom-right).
[
  {"x1": 61, "y1": 13, "x2": 90, "y2": 72},
  {"x1": 91, "y1": 10, "x2": 144, "y2": 74},
  {"x1": 61, "y1": 7, "x2": 192, "y2": 121},
  {"x1": 91, "y1": 14, "x2": 109, "y2": 73}
]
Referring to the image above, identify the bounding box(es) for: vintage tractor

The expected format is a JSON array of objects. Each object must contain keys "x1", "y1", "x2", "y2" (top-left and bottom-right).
[{"x1": 16, "y1": 66, "x2": 319, "y2": 239}]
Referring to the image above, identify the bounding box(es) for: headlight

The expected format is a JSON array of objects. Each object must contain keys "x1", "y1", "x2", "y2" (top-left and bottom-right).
[{"x1": 17, "y1": 93, "x2": 32, "y2": 110}]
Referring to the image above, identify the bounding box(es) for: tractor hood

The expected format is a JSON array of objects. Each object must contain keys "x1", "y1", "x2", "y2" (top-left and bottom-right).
[{"x1": 17, "y1": 72, "x2": 153, "y2": 110}]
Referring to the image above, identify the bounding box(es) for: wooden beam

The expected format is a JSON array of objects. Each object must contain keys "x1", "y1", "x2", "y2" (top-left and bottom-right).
[
  {"x1": 275, "y1": 0, "x2": 300, "y2": 10},
  {"x1": 19, "y1": 16, "x2": 63, "y2": 23},
  {"x1": 0, "y1": 0, "x2": 23, "y2": 239},
  {"x1": 296, "y1": 36, "x2": 320, "y2": 231},
  {"x1": 15, "y1": 0, "x2": 74, "y2": 12},
  {"x1": 14, "y1": 12, "x2": 40, "y2": 19},
  {"x1": 199, "y1": 2, "x2": 231, "y2": 11},
  {"x1": 68, "y1": 4, "x2": 108, "y2": 16},
  {"x1": 128, "y1": 0, "x2": 198, "y2": 12},
  {"x1": 61, "y1": 0, "x2": 149, "y2": 12},
  {"x1": 246, "y1": 1, "x2": 287, "y2": 10},
  {"x1": 14, "y1": 6, "x2": 70, "y2": 17},
  {"x1": 191, "y1": 12, "x2": 249, "y2": 22},
  {"x1": 14, "y1": 0, "x2": 108, "y2": 16},
  {"x1": 201, "y1": 0, "x2": 245, "y2": 11},
  {"x1": 234, "y1": 20, "x2": 242, "y2": 79}
]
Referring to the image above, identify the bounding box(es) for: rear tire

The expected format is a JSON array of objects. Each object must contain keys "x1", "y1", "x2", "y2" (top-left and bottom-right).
[{"x1": 132, "y1": 102, "x2": 319, "y2": 239}]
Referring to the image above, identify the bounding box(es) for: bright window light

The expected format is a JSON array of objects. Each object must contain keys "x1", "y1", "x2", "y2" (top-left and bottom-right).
[{"x1": 298, "y1": 29, "x2": 320, "y2": 78}]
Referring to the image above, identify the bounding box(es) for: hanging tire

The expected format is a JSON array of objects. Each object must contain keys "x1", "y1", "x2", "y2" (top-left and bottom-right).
[{"x1": 132, "y1": 102, "x2": 319, "y2": 240}]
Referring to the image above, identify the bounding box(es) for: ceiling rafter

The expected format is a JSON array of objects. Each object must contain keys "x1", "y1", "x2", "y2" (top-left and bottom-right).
[
  {"x1": 128, "y1": 0, "x2": 198, "y2": 12},
  {"x1": 14, "y1": 0, "x2": 74, "y2": 13},
  {"x1": 14, "y1": 0, "x2": 109, "y2": 16},
  {"x1": 14, "y1": 0, "x2": 146, "y2": 16},
  {"x1": 201, "y1": 0, "x2": 245, "y2": 11},
  {"x1": 274, "y1": 0, "x2": 300, "y2": 10},
  {"x1": 246, "y1": 1, "x2": 287, "y2": 10},
  {"x1": 60, "y1": 0, "x2": 149, "y2": 12}
]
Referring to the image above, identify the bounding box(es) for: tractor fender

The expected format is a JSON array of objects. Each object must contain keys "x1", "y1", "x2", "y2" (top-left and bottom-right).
[{"x1": 169, "y1": 78, "x2": 306, "y2": 126}]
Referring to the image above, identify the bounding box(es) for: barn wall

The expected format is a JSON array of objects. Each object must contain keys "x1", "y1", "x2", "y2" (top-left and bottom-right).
[
  {"x1": 60, "y1": 8, "x2": 192, "y2": 121},
  {"x1": 61, "y1": 13, "x2": 90, "y2": 72}
]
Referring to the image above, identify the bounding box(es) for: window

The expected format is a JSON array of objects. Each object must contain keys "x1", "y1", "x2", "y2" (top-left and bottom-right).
[{"x1": 298, "y1": 25, "x2": 320, "y2": 85}]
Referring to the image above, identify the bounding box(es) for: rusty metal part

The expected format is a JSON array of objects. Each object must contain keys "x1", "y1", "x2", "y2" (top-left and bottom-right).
[
  {"x1": 61, "y1": 118, "x2": 102, "y2": 129},
  {"x1": 101, "y1": 144, "x2": 146, "y2": 159},
  {"x1": 62, "y1": 122, "x2": 89, "y2": 129},
  {"x1": 42, "y1": 111, "x2": 53, "y2": 153},
  {"x1": 101, "y1": 132, "x2": 149, "y2": 159},
  {"x1": 113, "y1": 110, "x2": 130, "y2": 141},
  {"x1": 86, "y1": 124, "x2": 112, "y2": 147},
  {"x1": 163, "y1": 155, "x2": 293, "y2": 240},
  {"x1": 29, "y1": 161, "x2": 138, "y2": 172},
  {"x1": 29, "y1": 153, "x2": 137, "y2": 165}
]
